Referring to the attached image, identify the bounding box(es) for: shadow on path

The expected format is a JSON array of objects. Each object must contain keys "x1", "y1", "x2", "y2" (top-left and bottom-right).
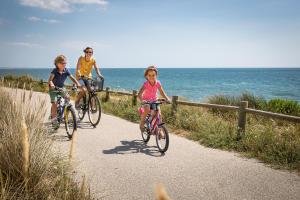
[
  {"x1": 102, "y1": 139, "x2": 164, "y2": 157},
  {"x1": 77, "y1": 121, "x2": 94, "y2": 130},
  {"x1": 43, "y1": 122, "x2": 71, "y2": 142}
]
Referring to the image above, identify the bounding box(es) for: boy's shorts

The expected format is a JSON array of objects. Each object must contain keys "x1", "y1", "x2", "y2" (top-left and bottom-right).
[{"x1": 49, "y1": 88, "x2": 67, "y2": 103}]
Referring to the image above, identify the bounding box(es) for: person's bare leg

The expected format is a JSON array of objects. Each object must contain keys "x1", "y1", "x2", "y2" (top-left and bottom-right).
[
  {"x1": 51, "y1": 102, "x2": 57, "y2": 119},
  {"x1": 140, "y1": 105, "x2": 150, "y2": 131},
  {"x1": 75, "y1": 86, "x2": 86, "y2": 106}
]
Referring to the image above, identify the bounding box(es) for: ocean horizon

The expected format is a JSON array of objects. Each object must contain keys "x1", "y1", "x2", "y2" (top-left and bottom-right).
[{"x1": 1, "y1": 67, "x2": 300, "y2": 102}]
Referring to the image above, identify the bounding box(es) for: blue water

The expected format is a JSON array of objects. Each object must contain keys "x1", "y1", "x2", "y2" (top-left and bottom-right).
[{"x1": 0, "y1": 68, "x2": 299, "y2": 102}]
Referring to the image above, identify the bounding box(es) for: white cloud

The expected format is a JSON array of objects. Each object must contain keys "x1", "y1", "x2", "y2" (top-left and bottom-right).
[
  {"x1": 8, "y1": 42, "x2": 42, "y2": 48},
  {"x1": 27, "y1": 16, "x2": 61, "y2": 23},
  {"x1": 68, "y1": 0, "x2": 107, "y2": 5},
  {"x1": 19, "y1": 0, "x2": 108, "y2": 13},
  {"x1": 28, "y1": 16, "x2": 41, "y2": 21}
]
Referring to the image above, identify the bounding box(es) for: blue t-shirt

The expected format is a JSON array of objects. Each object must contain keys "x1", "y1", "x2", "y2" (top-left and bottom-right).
[{"x1": 51, "y1": 68, "x2": 71, "y2": 88}]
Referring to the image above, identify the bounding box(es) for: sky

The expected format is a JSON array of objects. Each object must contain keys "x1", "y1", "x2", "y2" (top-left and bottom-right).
[{"x1": 0, "y1": 0, "x2": 299, "y2": 68}]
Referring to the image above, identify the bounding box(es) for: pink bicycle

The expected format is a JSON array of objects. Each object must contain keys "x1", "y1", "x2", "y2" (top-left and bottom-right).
[{"x1": 140, "y1": 99, "x2": 170, "y2": 153}]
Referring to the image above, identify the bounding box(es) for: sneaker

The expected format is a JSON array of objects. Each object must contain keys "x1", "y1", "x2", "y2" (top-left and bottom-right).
[
  {"x1": 51, "y1": 118, "x2": 59, "y2": 130},
  {"x1": 158, "y1": 130, "x2": 165, "y2": 139}
]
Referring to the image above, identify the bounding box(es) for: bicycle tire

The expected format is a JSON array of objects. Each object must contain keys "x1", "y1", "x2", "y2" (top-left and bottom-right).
[
  {"x1": 78, "y1": 95, "x2": 86, "y2": 121},
  {"x1": 65, "y1": 106, "x2": 77, "y2": 139},
  {"x1": 141, "y1": 124, "x2": 150, "y2": 143},
  {"x1": 88, "y1": 95, "x2": 102, "y2": 127},
  {"x1": 156, "y1": 125, "x2": 169, "y2": 153}
]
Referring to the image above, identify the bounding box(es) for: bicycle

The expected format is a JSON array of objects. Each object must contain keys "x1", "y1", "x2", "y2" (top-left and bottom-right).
[
  {"x1": 52, "y1": 86, "x2": 77, "y2": 139},
  {"x1": 140, "y1": 99, "x2": 170, "y2": 153},
  {"x1": 77, "y1": 77, "x2": 103, "y2": 127}
]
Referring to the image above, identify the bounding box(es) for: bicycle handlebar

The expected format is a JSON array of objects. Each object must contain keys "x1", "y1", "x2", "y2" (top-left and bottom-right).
[
  {"x1": 80, "y1": 76, "x2": 104, "y2": 81},
  {"x1": 52, "y1": 86, "x2": 77, "y2": 93},
  {"x1": 141, "y1": 99, "x2": 170, "y2": 105}
]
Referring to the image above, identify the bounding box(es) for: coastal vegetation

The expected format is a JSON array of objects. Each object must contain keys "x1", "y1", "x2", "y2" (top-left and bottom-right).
[
  {"x1": 1, "y1": 75, "x2": 300, "y2": 172},
  {"x1": 207, "y1": 92, "x2": 300, "y2": 116},
  {"x1": 0, "y1": 82, "x2": 91, "y2": 199}
]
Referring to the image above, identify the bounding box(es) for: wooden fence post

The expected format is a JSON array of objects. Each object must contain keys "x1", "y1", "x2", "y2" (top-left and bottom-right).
[
  {"x1": 105, "y1": 87, "x2": 110, "y2": 102},
  {"x1": 132, "y1": 90, "x2": 137, "y2": 106},
  {"x1": 172, "y1": 96, "x2": 178, "y2": 115},
  {"x1": 237, "y1": 101, "x2": 248, "y2": 140}
]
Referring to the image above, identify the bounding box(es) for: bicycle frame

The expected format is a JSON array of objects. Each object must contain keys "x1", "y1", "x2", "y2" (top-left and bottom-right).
[
  {"x1": 56, "y1": 93, "x2": 71, "y2": 123},
  {"x1": 145, "y1": 103, "x2": 164, "y2": 134}
]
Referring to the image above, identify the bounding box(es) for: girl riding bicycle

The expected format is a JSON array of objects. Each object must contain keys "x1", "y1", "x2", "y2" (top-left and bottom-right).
[
  {"x1": 137, "y1": 66, "x2": 170, "y2": 132},
  {"x1": 48, "y1": 55, "x2": 80, "y2": 127}
]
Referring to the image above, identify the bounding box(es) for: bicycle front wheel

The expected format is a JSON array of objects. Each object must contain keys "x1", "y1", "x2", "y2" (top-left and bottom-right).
[
  {"x1": 155, "y1": 125, "x2": 169, "y2": 153},
  {"x1": 65, "y1": 106, "x2": 77, "y2": 139},
  {"x1": 88, "y1": 95, "x2": 102, "y2": 127},
  {"x1": 141, "y1": 124, "x2": 150, "y2": 143}
]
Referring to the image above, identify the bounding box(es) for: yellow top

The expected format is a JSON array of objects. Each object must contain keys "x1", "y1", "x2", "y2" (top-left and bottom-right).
[{"x1": 76, "y1": 56, "x2": 95, "y2": 79}]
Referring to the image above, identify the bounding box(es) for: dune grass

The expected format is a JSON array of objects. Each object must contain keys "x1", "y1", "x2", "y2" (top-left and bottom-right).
[
  {"x1": 99, "y1": 93, "x2": 300, "y2": 172},
  {"x1": 0, "y1": 87, "x2": 92, "y2": 199}
]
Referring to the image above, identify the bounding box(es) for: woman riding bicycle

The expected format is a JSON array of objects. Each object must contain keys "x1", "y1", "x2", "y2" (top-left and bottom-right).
[
  {"x1": 75, "y1": 47, "x2": 104, "y2": 109},
  {"x1": 48, "y1": 55, "x2": 80, "y2": 128},
  {"x1": 137, "y1": 66, "x2": 170, "y2": 133}
]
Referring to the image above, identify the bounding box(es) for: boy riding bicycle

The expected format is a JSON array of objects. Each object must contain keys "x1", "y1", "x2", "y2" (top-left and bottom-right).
[
  {"x1": 75, "y1": 47, "x2": 104, "y2": 109},
  {"x1": 48, "y1": 55, "x2": 80, "y2": 127}
]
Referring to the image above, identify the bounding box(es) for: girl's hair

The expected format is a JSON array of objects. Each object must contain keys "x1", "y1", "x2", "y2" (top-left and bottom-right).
[
  {"x1": 83, "y1": 47, "x2": 93, "y2": 53},
  {"x1": 54, "y1": 55, "x2": 66, "y2": 67},
  {"x1": 144, "y1": 65, "x2": 158, "y2": 77}
]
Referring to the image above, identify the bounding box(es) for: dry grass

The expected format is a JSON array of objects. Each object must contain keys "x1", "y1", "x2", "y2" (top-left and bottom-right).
[
  {"x1": 155, "y1": 184, "x2": 171, "y2": 200},
  {"x1": 0, "y1": 86, "x2": 92, "y2": 200}
]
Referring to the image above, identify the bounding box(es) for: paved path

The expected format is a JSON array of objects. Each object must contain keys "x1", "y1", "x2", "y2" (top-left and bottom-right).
[{"x1": 9, "y1": 89, "x2": 300, "y2": 200}]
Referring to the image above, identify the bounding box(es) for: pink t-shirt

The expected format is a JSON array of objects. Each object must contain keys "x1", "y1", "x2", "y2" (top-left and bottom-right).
[{"x1": 142, "y1": 80, "x2": 161, "y2": 101}]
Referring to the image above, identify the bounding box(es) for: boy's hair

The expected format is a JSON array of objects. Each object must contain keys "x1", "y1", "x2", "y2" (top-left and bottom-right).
[
  {"x1": 144, "y1": 65, "x2": 158, "y2": 77},
  {"x1": 84, "y1": 47, "x2": 93, "y2": 53},
  {"x1": 54, "y1": 55, "x2": 66, "y2": 67}
]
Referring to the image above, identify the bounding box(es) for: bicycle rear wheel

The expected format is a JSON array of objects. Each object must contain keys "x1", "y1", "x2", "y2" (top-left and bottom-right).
[
  {"x1": 156, "y1": 125, "x2": 169, "y2": 153},
  {"x1": 78, "y1": 96, "x2": 86, "y2": 121},
  {"x1": 65, "y1": 106, "x2": 77, "y2": 139},
  {"x1": 88, "y1": 95, "x2": 102, "y2": 127}
]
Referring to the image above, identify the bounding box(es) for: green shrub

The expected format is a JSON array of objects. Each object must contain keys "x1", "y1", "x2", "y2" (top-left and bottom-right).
[
  {"x1": 240, "y1": 92, "x2": 267, "y2": 110},
  {"x1": 267, "y1": 99, "x2": 300, "y2": 116},
  {"x1": 207, "y1": 92, "x2": 267, "y2": 110},
  {"x1": 207, "y1": 94, "x2": 239, "y2": 106}
]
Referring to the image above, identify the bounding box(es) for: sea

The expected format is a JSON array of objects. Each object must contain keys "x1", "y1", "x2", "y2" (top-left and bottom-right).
[{"x1": 0, "y1": 68, "x2": 299, "y2": 102}]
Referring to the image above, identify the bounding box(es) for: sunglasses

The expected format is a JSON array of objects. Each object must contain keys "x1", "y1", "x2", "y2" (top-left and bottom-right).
[{"x1": 86, "y1": 51, "x2": 93, "y2": 54}]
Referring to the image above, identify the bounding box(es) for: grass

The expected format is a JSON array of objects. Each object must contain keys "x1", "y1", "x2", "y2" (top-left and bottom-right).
[
  {"x1": 207, "y1": 92, "x2": 300, "y2": 116},
  {"x1": 100, "y1": 93, "x2": 300, "y2": 172},
  {"x1": 0, "y1": 87, "x2": 92, "y2": 199}
]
